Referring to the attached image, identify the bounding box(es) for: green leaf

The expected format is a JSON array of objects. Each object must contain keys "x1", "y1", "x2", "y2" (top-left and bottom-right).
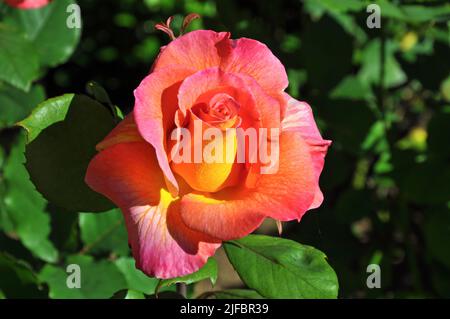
[
  {"x1": 39, "y1": 255, "x2": 127, "y2": 299},
  {"x1": 5, "y1": 0, "x2": 81, "y2": 67},
  {"x1": 304, "y1": 0, "x2": 367, "y2": 17},
  {"x1": 85, "y1": 81, "x2": 122, "y2": 120},
  {"x1": 0, "y1": 252, "x2": 44, "y2": 298},
  {"x1": 19, "y1": 94, "x2": 75, "y2": 143},
  {"x1": 0, "y1": 83, "x2": 45, "y2": 129},
  {"x1": 19, "y1": 94, "x2": 117, "y2": 212},
  {"x1": 157, "y1": 257, "x2": 218, "y2": 292},
  {"x1": 2, "y1": 133, "x2": 58, "y2": 262},
  {"x1": 330, "y1": 75, "x2": 374, "y2": 101},
  {"x1": 401, "y1": 4, "x2": 450, "y2": 23},
  {"x1": 358, "y1": 39, "x2": 407, "y2": 89},
  {"x1": 115, "y1": 257, "x2": 160, "y2": 295},
  {"x1": 375, "y1": 0, "x2": 406, "y2": 20},
  {"x1": 440, "y1": 75, "x2": 450, "y2": 103},
  {"x1": 48, "y1": 204, "x2": 79, "y2": 252},
  {"x1": 79, "y1": 209, "x2": 129, "y2": 256},
  {"x1": 207, "y1": 289, "x2": 264, "y2": 299},
  {"x1": 224, "y1": 235, "x2": 339, "y2": 299},
  {"x1": 85, "y1": 81, "x2": 113, "y2": 108},
  {"x1": 125, "y1": 290, "x2": 145, "y2": 299},
  {"x1": 0, "y1": 25, "x2": 39, "y2": 91}
]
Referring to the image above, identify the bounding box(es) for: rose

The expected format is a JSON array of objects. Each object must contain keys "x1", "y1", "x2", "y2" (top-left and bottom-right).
[
  {"x1": 85, "y1": 30, "x2": 331, "y2": 279},
  {"x1": 4, "y1": 0, "x2": 51, "y2": 9}
]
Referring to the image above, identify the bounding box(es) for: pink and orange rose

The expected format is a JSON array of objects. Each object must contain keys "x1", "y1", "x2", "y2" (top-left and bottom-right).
[{"x1": 85, "y1": 30, "x2": 331, "y2": 279}]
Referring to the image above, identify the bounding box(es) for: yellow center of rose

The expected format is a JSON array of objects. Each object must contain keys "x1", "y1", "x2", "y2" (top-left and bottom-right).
[{"x1": 170, "y1": 93, "x2": 240, "y2": 193}]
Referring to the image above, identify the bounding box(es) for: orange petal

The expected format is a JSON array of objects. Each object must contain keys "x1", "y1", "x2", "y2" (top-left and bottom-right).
[
  {"x1": 96, "y1": 113, "x2": 144, "y2": 151},
  {"x1": 85, "y1": 142, "x2": 220, "y2": 278},
  {"x1": 179, "y1": 130, "x2": 318, "y2": 240}
]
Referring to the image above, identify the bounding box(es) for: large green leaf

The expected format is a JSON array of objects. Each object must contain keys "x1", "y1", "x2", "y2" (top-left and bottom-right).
[
  {"x1": 79, "y1": 209, "x2": 129, "y2": 256},
  {"x1": 0, "y1": 83, "x2": 45, "y2": 129},
  {"x1": 0, "y1": 25, "x2": 39, "y2": 91},
  {"x1": 2, "y1": 133, "x2": 58, "y2": 263},
  {"x1": 157, "y1": 257, "x2": 218, "y2": 292},
  {"x1": 39, "y1": 255, "x2": 127, "y2": 299},
  {"x1": 224, "y1": 235, "x2": 339, "y2": 299},
  {"x1": 19, "y1": 94, "x2": 117, "y2": 212},
  {"x1": 5, "y1": 0, "x2": 81, "y2": 67}
]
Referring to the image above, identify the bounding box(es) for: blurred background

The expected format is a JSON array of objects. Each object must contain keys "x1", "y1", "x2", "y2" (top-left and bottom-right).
[{"x1": 1, "y1": 0, "x2": 450, "y2": 298}]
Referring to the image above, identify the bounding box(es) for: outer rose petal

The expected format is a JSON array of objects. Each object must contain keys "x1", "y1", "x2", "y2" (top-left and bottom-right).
[
  {"x1": 281, "y1": 94, "x2": 332, "y2": 209},
  {"x1": 96, "y1": 113, "x2": 144, "y2": 151},
  {"x1": 134, "y1": 65, "x2": 196, "y2": 194},
  {"x1": 153, "y1": 30, "x2": 227, "y2": 71},
  {"x1": 180, "y1": 130, "x2": 319, "y2": 240},
  {"x1": 220, "y1": 37, "x2": 289, "y2": 96},
  {"x1": 85, "y1": 142, "x2": 220, "y2": 278},
  {"x1": 153, "y1": 30, "x2": 288, "y2": 96},
  {"x1": 4, "y1": 0, "x2": 51, "y2": 9}
]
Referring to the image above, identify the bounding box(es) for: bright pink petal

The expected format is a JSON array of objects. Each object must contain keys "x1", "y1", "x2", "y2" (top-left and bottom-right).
[
  {"x1": 281, "y1": 94, "x2": 331, "y2": 209},
  {"x1": 153, "y1": 30, "x2": 288, "y2": 96},
  {"x1": 219, "y1": 37, "x2": 288, "y2": 96},
  {"x1": 85, "y1": 142, "x2": 220, "y2": 279},
  {"x1": 4, "y1": 0, "x2": 51, "y2": 9},
  {"x1": 134, "y1": 65, "x2": 196, "y2": 194}
]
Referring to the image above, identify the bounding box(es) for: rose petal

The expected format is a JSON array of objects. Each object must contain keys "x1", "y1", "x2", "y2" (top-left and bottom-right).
[
  {"x1": 153, "y1": 30, "x2": 288, "y2": 96},
  {"x1": 96, "y1": 113, "x2": 144, "y2": 151},
  {"x1": 281, "y1": 94, "x2": 332, "y2": 209},
  {"x1": 179, "y1": 130, "x2": 319, "y2": 240},
  {"x1": 220, "y1": 37, "x2": 289, "y2": 96},
  {"x1": 85, "y1": 142, "x2": 220, "y2": 278},
  {"x1": 134, "y1": 65, "x2": 196, "y2": 194},
  {"x1": 177, "y1": 67, "x2": 260, "y2": 127},
  {"x1": 4, "y1": 0, "x2": 51, "y2": 9},
  {"x1": 153, "y1": 30, "x2": 228, "y2": 72}
]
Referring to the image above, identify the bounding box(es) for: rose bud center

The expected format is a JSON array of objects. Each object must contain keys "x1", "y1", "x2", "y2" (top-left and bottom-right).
[{"x1": 169, "y1": 92, "x2": 242, "y2": 193}]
